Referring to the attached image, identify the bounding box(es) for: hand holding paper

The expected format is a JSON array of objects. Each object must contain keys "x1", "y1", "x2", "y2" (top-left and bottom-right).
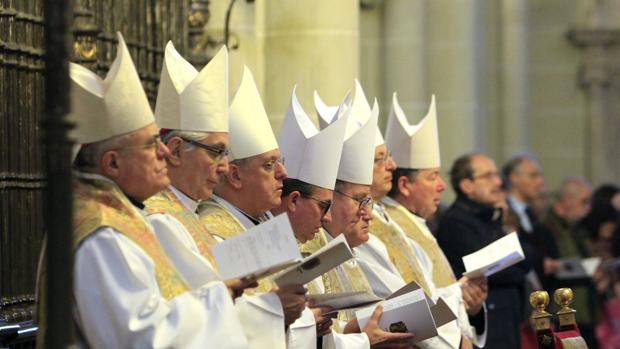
[
  {"x1": 212, "y1": 214, "x2": 302, "y2": 281},
  {"x1": 462, "y1": 232, "x2": 525, "y2": 278}
]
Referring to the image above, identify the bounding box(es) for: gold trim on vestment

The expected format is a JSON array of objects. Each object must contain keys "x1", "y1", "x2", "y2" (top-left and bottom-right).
[
  {"x1": 145, "y1": 188, "x2": 218, "y2": 268},
  {"x1": 383, "y1": 203, "x2": 457, "y2": 288}
]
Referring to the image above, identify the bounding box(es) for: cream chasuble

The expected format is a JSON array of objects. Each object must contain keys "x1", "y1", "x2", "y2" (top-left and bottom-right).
[
  {"x1": 66, "y1": 174, "x2": 248, "y2": 349},
  {"x1": 355, "y1": 202, "x2": 468, "y2": 349},
  {"x1": 198, "y1": 195, "x2": 317, "y2": 349},
  {"x1": 380, "y1": 197, "x2": 488, "y2": 347},
  {"x1": 145, "y1": 186, "x2": 293, "y2": 349}
]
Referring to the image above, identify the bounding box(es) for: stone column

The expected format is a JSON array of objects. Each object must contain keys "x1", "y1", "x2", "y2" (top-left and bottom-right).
[
  {"x1": 258, "y1": 0, "x2": 359, "y2": 132},
  {"x1": 425, "y1": 0, "x2": 484, "y2": 164},
  {"x1": 568, "y1": 0, "x2": 620, "y2": 183},
  {"x1": 382, "y1": 0, "x2": 427, "y2": 123},
  {"x1": 500, "y1": 0, "x2": 529, "y2": 158}
]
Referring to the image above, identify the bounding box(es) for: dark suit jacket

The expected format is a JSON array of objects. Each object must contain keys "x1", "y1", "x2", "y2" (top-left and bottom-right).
[{"x1": 437, "y1": 197, "x2": 531, "y2": 349}]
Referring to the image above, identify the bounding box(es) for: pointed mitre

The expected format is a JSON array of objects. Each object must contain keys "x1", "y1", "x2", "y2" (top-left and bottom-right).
[
  {"x1": 385, "y1": 93, "x2": 440, "y2": 169},
  {"x1": 70, "y1": 32, "x2": 153, "y2": 144},
  {"x1": 278, "y1": 86, "x2": 348, "y2": 190},
  {"x1": 316, "y1": 80, "x2": 384, "y2": 146},
  {"x1": 155, "y1": 42, "x2": 228, "y2": 132},
  {"x1": 337, "y1": 110, "x2": 378, "y2": 185},
  {"x1": 228, "y1": 66, "x2": 278, "y2": 160},
  {"x1": 314, "y1": 90, "x2": 340, "y2": 129}
]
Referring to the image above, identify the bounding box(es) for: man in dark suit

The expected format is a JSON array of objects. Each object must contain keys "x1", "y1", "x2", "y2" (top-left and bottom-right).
[{"x1": 437, "y1": 153, "x2": 531, "y2": 349}]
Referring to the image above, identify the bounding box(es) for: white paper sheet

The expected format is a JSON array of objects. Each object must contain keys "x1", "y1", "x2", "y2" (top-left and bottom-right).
[
  {"x1": 355, "y1": 288, "x2": 438, "y2": 342},
  {"x1": 212, "y1": 213, "x2": 302, "y2": 280},
  {"x1": 274, "y1": 234, "x2": 353, "y2": 286},
  {"x1": 556, "y1": 256, "x2": 602, "y2": 280},
  {"x1": 462, "y1": 232, "x2": 525, "y2": 278}
]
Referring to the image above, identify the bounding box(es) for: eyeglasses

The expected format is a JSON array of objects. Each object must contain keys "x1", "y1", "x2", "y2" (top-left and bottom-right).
[
  {"x1": 300, "y1": 194, "x2": 332, "y2": 218},
  {"x1": 181, "y1": 138, "x2": 230, "y2": 160},
  {"x1": 374, "y1": 151, "x2": 392, "y2": 164},
  {"x1": 112, "y1": 135, "x2": 164, "y2": 152},
  {"x1": 334, "y1": 190, "x2": 374, "y2": 212},
  {"x1": 471, "y1": 171, "x2": 500, "y2": 181},
  {"x1": 262, "y1": 157, "x2": 285, "y2": 172}
]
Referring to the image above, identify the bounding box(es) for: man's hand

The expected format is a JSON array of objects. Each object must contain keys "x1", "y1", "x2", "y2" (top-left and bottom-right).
[
  {"x1": 348, "y1": 305, "x2": 414, "y2": 349},
  {"x1": 272, "y1": 284, "x2": 307, "y2": 328},
  {"x1": 544, "y1": 258, "x2": 562, "y2": 275},
  {"x1": 308, "y1": 305, "x2": 333, "y2": 337},
  {"x1": 459, "y1": 276, "x2": 487, "y2": 315},
  {"x1": 224, "y1": 278, "x2": 258, "y2": 300}
]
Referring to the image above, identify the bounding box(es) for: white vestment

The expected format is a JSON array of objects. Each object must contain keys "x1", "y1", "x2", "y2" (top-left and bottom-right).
[
  {"x1": 73, "y1": 175, "x2": 248, "y2": 349},
  {"x1": 147, "y1": 186, "x2": 287, "y2": 349},
  {"x1": 209, "y1": 195, "x2": 318, "y2": 349},
  {"x1": 354, "y1": 202, "x2": 484, "y2": 348}
]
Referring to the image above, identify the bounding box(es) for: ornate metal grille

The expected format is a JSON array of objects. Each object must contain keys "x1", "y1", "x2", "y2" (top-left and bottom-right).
[{"x1": 1, "y1": 1, "x2": 204, "y2": 345}]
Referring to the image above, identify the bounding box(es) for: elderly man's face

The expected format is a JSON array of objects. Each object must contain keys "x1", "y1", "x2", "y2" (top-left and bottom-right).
[
  {"x1": 288, "y1": 186, "x2": 333, "y2": 243},
  {"x1": 461, "y1": 155, "x2": 503, "y2": 206},
  {"x1": 237, "y1": 149, "x2": 287, "y2": 213},
  {"x1": 323, "y1": 182, "x2": 373, "y2": 248},
  {"x1": 113, "y1": 123, "x2": 170, "y2": 201},
  {"x1": 510, "y1": 159, "x2": 545, "y2": 203},
  {"x1": 559, "y1": 183, "x2": 592, "y2": 223},
  {"x1": 400, "y1": 168, "x2": 446, "y2": 219},
  {"x1": 371, "y1": 144, "x2": 396, "y2": 200},
  {"x1": 181, "y1": 132, "x2": 229, "y2": 200}
]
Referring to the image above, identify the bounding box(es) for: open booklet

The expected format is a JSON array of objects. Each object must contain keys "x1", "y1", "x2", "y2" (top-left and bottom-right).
[
  {"x1": 212, "y1": 213, "x2": 302, "y2": 281},
  {"x1": 274, "y1": 233, "x2": 354, "y2": 287},
  {"x1": 354, "y1": 281, "x2": 457, "y2": 342},
  {"x1": 462, "y1": 232, "x2": 525, "y2": 278},
  {"x1": 555, "y1": 257, "x2": 602, "y2": 280}
]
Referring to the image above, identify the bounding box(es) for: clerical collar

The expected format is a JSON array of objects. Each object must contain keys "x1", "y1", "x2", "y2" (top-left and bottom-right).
[
  {"x1": 127, "y1": 195, "x2": 145, "y2": 210},
  {"x1": 74, "y1": 171, "x2": 145, "y2": 209},
  {"x1": 240, "y1": 210, "x2": 262, "y2": 225},
  {"x1": 455, "y1": 196, "x2": 502, "y2": 222}
]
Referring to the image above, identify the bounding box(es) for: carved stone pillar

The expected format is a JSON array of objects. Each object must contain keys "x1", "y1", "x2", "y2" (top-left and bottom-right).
[{"x1": 567, "y1": 27, "x2": 620, "y2": 183}]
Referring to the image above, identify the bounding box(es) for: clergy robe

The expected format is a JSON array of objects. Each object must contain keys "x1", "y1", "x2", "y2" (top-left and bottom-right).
[
  {"x1": 198, "y1": 195, "x2": 317, "y2": 349},
  {"x1": 145, "y1": 186, "x2": 287, "y2": 349},
  {"x1": 355, "y1": 201, "x2": 484, "y2": 348},
  {"x1": 69, "y1": 173, "x2": 248, "y2": 349}
]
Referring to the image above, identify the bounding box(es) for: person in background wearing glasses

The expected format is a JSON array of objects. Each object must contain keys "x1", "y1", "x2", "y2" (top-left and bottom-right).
[
  {"x1": 437, "y1": 153, "x2": 531, "y2": 349},
  {"x1": 144, "y1": 43, "x2": 290, "y2": 348},
  {"x1": 43, "y1": 33, "x2": 249, "y2": 349},
  {"x1": 198, "y1": 67, "x2": 311, "y2": 348}
]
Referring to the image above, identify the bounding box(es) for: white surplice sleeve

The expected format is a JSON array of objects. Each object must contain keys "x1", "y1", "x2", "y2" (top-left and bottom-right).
[
  {"x1": 74, "y1": 227, "x2": 249, "y2": 349},
  {"x1": 147, "y1": 213, "x2": 287, "y2": 349}
]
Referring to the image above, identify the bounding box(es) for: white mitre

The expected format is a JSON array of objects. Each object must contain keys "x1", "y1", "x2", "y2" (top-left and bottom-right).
[
  {"x1": 315, "y1": 79, "x2": 384, "y2": 146},
  {"x1": 337, "y1": 110, "x2": 378, "y2": 186},
  {"x1": 155, "y1": 42, "x2": 228, "y2": 132},
  {"x1": 70, "y1": 32, "x2": 153, "y2": 144},
  {"x1": 278, "y1": 86, "x2": 348, "y2": 190},
  {"x1": 385, "y1": 93, "x2": 440, "y2": 169},
  {"x1": 228, "y1": 66, "x2": 278, "y2": 160}
]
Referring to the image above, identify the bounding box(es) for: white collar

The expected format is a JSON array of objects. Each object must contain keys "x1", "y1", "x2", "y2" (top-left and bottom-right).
[
  {"x1": 508, "y1": 194, "x2": 527, "y2": 214},
  {"x1": 169, "y1": 185, "x2": 199, "y2": 214},
  {"x1": 210, "y1": 194, "x2": 272, "y2": 229}
]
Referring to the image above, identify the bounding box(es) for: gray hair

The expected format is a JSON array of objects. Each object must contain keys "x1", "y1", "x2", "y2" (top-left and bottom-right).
[
  {"x1": 73, "y1": 133, "x2": 132, "y2": 172},
  {"x1": 161, "y1": 130, "x2": 209, "y2": 152}
]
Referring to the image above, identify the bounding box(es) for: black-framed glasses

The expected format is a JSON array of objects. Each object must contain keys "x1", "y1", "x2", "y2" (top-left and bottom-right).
[
  {"x1": 470, "y1": 171, "x2": 500, "y2": 181},
  {"x1": 334, "y1": 190, "x2": 374, "y2": 212},
  {"x1": 181, "y1": 138, "x2": 230, "y2": 160},
  {"x1": 300, "y1": 194, "x2": 332, "y2": 218},
  {"x1": 262, "y1": 157, "x2": 285, "y2": 172},
  {"x1": 112, "y1": 135, "x2": 163, "y2": 152}
]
